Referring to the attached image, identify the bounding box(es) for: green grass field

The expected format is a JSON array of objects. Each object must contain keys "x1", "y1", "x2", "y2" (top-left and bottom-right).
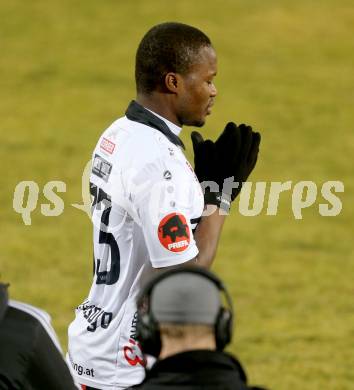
[{"x1": 1, "y1": 1, "x2": 353, "y2": 388}]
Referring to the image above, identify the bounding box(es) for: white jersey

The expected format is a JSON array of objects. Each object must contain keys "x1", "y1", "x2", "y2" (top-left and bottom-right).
[{"x1": 68, "y1": 102, "x2": 204, "y2": 389}]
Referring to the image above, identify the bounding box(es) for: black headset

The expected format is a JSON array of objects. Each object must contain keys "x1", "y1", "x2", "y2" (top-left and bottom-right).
[{"x1": 136, "y1": 266, "x2": 234, "y2": 357}]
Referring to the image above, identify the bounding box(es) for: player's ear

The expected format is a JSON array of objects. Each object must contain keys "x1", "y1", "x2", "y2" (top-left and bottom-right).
[{"x1": 164, "y1": 72, "x2": 182, "y2": 94}]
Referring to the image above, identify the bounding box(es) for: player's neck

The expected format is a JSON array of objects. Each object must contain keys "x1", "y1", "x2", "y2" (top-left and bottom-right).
[{"x1": 136, "y1": 93, "x2": 181, "y2": 128}]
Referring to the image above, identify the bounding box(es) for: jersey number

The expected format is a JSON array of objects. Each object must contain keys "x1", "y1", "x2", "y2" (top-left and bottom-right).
[{"x1": 90, "y1": 183, "x2": 120, "y2": 285}]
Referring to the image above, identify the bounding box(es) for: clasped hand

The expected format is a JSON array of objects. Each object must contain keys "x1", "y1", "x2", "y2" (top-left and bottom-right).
[{"x1": 191, "y1": 122, "x2": 261, "y2": 207}]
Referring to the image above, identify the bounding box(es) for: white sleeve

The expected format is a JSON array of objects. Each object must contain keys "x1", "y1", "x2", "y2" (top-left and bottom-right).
[{"x1": 132, "y1": 155, "x2": 199, "y2": 268}]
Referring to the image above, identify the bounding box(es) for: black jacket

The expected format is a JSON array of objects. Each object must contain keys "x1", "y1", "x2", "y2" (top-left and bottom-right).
[
  {"x1": 129, "y1": 350, "x2": 267, "y2": 390},
  {"x1": 0, "y1": 285, "x2": 77, "y2": 390}
]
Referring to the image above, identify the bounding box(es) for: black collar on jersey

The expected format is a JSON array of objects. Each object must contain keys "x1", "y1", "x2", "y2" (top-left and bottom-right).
[{"x1": 125, "y1": 100, "x2": 185, "y2": 149}]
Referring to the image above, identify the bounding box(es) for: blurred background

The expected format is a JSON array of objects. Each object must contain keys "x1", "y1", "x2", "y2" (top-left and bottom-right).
[{"x1": 1, "y1": 1, "x2": 353, "y2": 389}]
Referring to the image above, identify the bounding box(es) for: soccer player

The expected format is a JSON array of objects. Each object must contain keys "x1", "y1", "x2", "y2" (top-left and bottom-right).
[{"x1": 68, "y1": 22, "x2": 260, "y2": 390}]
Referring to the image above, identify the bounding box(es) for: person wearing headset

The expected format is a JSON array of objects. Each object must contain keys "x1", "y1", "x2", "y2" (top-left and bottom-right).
[{"x1": 130, "y1": 266, "x2": 268, "y2": 390}]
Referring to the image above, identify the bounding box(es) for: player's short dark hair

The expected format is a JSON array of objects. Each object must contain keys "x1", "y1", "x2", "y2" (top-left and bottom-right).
[{"x1": 135, "y1": 22, "x2": 212, "y2": 94}]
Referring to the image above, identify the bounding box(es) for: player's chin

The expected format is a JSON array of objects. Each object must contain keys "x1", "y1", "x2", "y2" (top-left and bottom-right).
[
  {"x1": 181, "y1": 112, "x2": 207, "y2": 127},
  {"x1": 188, "y1": 114, "x2": 207, "y2": 127},
  {"x1": 193, "y1": 118, "x2": 206, "y2": 127}
]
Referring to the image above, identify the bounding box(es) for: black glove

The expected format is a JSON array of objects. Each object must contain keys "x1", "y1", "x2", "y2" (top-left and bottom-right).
[{"x1": 191, "y1": 122, "x2": 261, "y2": 211}]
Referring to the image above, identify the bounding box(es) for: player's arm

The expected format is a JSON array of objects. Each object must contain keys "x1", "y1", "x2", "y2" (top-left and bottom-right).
[
  {"x1": 192, "y1": 207, "x2": 226, "y2": 268},
  {"x1": 151, "y1": 211, "x2": 225, "y2": 271},
  {"x1": 136, "y1": 123, "x2": 260, "y2": 272},
  {"x1": 153, "y1": 209, "x2": 225, "y2": 271}
]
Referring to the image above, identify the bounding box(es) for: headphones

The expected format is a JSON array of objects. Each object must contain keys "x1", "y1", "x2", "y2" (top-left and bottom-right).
[{"x1": 136, "y1": 266, "x2": 234, "y2": 357}]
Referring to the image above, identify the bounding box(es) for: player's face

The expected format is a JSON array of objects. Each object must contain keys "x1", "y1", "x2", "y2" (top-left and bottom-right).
[{"x1": 176, "y1": 46, "x2": 218, "y2": 127}]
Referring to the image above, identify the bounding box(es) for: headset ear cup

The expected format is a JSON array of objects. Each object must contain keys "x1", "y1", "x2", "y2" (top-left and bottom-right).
[
  {"x1": 215, "y1": 308, "x2": 233, "y2": 351},
  {"x1": 136, "y1": 312, "x2": 162, "y2": 358}
]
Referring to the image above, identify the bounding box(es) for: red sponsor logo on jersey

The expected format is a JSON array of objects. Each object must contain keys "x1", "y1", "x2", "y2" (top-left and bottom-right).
[
  {"x1": 100, "y1": 137, "x2": 116, "y2": 154},
  {"x1": 158, "y1": 212, "x2": 190, "y2": 252},
  {"x1": 123, "y1": 339, "x2": 146, "y2": 367}
]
